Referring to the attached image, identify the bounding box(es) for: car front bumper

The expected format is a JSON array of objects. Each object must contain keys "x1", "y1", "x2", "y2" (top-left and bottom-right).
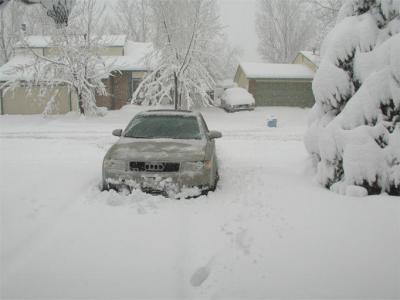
[{"x1": 102, "y1": 167, "x2": 212, "y2": 195}]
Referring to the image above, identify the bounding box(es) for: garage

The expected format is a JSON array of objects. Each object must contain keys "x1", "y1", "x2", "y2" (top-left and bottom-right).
[{"x1": 234, "y1": 62, "x2": 315, "y2": 108}]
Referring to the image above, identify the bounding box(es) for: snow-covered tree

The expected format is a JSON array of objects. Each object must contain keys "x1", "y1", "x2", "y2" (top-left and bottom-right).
[
  {"x1": 307, "y1": 0, "x2": 343, "y2": 47},
  {"x1": 305, "y1": 0, "x2": 400, "y2": 196},
  {"x1": 132, "y1": 0, "x2": 222, "y2": 109},
  {"x1": 256, "y1": 0, "x2": 316, "y2": 63},
  {"x1": 3, "y1": 0, "x2": 112, "y2": 115},
  {"x1": 0, "y1": 1, "x2": 24, "y2": 64},
  {"x1": 207, "y1": 33, "x2": 243, "y2": 81},
  {"x1": 22, "y1": 3, "x2": 57, "y2": 35},
  {"x1": 113, "y1": 0, "x2": 152, "y2": 42},
  {"x1": 0, "y1": 0, "x2": 76, "y2": 27},
  {"x1": 308, "y1": 0, "x2": 343, "y2": 27}
]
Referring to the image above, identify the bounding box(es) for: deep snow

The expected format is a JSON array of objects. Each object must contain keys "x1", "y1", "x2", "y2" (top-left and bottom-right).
[{"x1": 0, "y1": 105, "x2": 399, "y2": 299}]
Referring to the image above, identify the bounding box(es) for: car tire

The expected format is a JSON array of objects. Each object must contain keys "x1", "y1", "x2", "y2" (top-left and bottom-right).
[
  {"x1": 101, "y1": 181, "x2": 109, "y2": 191},
  {"x1": 210, "y1": 170, "x2": 219, "y2": 192}
]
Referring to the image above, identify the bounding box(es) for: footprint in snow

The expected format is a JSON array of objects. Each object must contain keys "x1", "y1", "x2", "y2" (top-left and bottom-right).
[
  {"x1": 190, "y1": 256, "x2": 215, "y2": 287},
  {"x1": 190, "y1": 265, "x2": 211, "y2": 287}
]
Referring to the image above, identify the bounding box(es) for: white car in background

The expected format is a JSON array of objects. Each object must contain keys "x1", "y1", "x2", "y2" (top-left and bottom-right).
[{"x1": 221, "y1": 87, "x2": 255, "y2": 112}]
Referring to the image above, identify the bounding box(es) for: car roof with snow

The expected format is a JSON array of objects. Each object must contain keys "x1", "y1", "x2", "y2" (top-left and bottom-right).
[{"x1": 138, "y1": 109, "x2": 200, "y2": 117}]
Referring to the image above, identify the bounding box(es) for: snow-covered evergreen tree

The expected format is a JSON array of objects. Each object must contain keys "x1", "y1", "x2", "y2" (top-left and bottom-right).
[{"x1": 305, "y1": 0, "x2": 400, "y2": 196}]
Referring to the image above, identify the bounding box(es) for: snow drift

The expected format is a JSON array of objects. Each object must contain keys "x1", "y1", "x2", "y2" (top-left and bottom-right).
[{"x1": 305, "y1": 0, "x2": 400, "y2": 196}]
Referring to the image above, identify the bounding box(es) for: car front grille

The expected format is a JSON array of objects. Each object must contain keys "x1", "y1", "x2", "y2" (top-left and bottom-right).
[{"x1": 130, "y1": 161, "x2": 180, "y2": 173}]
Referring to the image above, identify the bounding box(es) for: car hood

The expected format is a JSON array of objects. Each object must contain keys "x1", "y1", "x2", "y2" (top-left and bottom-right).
[{"x1": 106, "y1": 138, "x2": 207, "y2": 162}]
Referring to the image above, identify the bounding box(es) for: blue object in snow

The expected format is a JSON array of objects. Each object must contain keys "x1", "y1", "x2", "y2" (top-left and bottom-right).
[
  {"x1": 267, "y1": 117, "x2": 277, "y2": 128},
  {"x1": 267, "y1": 116, "x2": 278, "y2": 128}
]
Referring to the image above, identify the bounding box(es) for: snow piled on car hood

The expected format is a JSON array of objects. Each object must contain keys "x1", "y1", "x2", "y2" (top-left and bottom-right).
[{"x1": 107, "y1": 138, "x2": 207, "y2": 162}]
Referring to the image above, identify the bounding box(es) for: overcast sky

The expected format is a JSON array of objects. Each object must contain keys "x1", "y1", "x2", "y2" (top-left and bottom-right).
[
  {"x1": 219, "y1": 0, "x2": 261, "y2": 62},
  {"x1": 102, "y1": 0, "x2": 261, "y2": 62}
]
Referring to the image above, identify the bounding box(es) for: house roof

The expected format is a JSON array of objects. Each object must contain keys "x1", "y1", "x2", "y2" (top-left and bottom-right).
[
  {"x1": 0, "y1": 41, "x2": 154, "y2": 82},
  {"x1": 16, "y1": 36, "x2": 52, "y2": 48},
  {"x1": 298, "y1": 51, "x2": 320, "y2": 67},
  {"x1": 240, "y1": 62, "x2": 315, "y2": 80},
  {"x1": 15, "y1": 35, "x2": 127, "y2": 48},
  {"x1": 99, "y1": 35, "x2": 127, "y2": 47},
  {"x1": 103, "y1": 55, "x2": 151, "y2": 72},
  {"x1": 0, "y1": 55, "x2": 36, "y2": 81},
  {"x1": 104, "y1": 41, "x2": 155, "y2": 71}
]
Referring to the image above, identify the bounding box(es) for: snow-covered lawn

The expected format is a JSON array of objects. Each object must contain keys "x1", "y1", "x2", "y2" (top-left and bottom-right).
[{"x1": 1, "y1": 106, "x2": 399, "y2": 299}]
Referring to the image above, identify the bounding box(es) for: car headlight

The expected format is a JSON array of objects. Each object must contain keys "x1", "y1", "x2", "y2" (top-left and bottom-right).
[
  {"x1": 182, "y1": 161, "x2": 212, "y2": 171},
  {"x1": 103, "y1": 158, "x2": 126, "y2": 170},
  {"x1": 182, "y1": 161, "x2": 204, "y2": 171}
]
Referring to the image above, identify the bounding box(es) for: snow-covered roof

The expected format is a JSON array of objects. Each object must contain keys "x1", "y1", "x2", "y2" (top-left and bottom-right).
[
  {"x1": 103, "y1": 55, "x2": 152, "y2": 72},
  {"x1": 0, "y1": 55, "x2": 36, "y2": 81},
  {"x1": 104, "y1": 41, "x2": 155, "y2": 71},
  {"x1": 15, "y1": 36, "x2": 52, "y2": 48},
  {"x1": 240, "y1": 62, "x2": 315, "y2": 80},
  {"x1": 0, "y1": 40, "x2": 154, "y2": 82},
  {"x1": 15, "y1": 35, "x2": 127, "y2": 48},
  {"x1": 125, "y1": 41, "x2": 153, "y2": 57},
  {"x1": 98, "y1": 35, "x2": 127, "y2": 47},
  {"x1": 299, "y1": 51, "x2": 320, "y2": 67}
]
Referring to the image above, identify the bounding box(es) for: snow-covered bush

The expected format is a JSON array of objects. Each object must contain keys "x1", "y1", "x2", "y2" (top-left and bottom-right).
[{"x1": 305, "y1": 0, "x2": 400, "y2": 196}]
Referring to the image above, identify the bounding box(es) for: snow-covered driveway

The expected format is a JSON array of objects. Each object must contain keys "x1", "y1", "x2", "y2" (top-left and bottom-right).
[{"x1": 1, "y1": 106, "x2": 399, "y2": 299}]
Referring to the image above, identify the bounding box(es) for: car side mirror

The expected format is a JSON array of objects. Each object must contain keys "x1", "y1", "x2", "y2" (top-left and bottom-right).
[
  {"x1": 112, "y1": 129, "x2": 123, "y2": 137},
  {"x1": 208, "y1": 131, "x2": 222, "y2": 139}
]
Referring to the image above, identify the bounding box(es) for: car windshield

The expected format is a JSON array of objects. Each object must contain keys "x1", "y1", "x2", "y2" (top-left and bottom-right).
[{"x1": 124, "y1": 115, "x2": 202, "y2": 140}]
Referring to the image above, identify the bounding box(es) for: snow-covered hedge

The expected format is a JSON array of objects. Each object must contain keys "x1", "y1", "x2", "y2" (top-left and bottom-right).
[{"x1": 305, "y1": 0, "x2": 400, "y2": 196}]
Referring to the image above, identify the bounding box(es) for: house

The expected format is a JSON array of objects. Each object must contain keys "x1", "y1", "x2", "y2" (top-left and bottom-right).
[
  {"x1": 293, "y1": 50, "x2": 320, "y2": 72},
  {"x1": 234, "y1": 62, "x2": 315, "y2": 107},
  {"x1": 0, "y1": 36, "x2": 153, "y2": 115},
  {"x1": 14, "y1": 35, "x2": 128, "y2": 57},
  {"x1": 95, "y1": 42, "x2": 154, "y2": 110}
]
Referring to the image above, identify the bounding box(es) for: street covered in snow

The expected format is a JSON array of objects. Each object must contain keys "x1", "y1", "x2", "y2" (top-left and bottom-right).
[{"x1": 1, "y1": 106, "x2": 399, "y2": 299}]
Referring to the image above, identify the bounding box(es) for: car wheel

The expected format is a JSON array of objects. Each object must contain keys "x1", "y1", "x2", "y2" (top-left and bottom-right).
[{"x1": 210, "y1": 170, "x2": 219, "y2": 192}]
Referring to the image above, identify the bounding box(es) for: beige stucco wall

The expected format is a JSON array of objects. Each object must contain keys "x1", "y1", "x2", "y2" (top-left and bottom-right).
[
  {"x1": 43, "y1": 47, "x2": 61, "y2": 56},
  {"x1": 70, "y1": 90, "x2": 79, "y2": 112},
  {"x1": 132, "y1": 71, "x2": 147, "y2": 79},
  {"x1": 293, "y1": 54, "x2": 318, "y2": 72},
  {"x1": 43, "y1": 46, "x2": 124, "y2": 57},
  {"x1": 14, "y1": 47, "x2": 44, "y2": 56},
  {"x1": 233, "y1": 66, "x2": 249, "y2": 90},
  {"x1": 1, "y1": 85, "x2": 73, "y2": 115},
  {"x1": 98, "y1": 47, "x2": 124, "y2": 56}
]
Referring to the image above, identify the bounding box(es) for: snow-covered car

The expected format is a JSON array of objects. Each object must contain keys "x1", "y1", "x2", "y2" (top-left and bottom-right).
[
  {"x1": 102, "y1": 110, "x2": 222, "y2": 197},
  {"x1": 221, "y1": 87, "x2": 255, "y2": 112}
]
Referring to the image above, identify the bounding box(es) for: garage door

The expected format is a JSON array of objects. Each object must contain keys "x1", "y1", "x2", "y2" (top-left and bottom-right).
[
  {"x1": 254, "y1": 80, "x2": 315, "y2": 107},
  {"x1": 1, "y1": 86, "x2": 72, "y2": 115}
]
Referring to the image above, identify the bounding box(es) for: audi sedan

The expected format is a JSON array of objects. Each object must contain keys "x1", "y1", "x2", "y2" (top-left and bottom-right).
[{"x1": 102, "y1": 110, "x2": 222, "y2": 197}]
